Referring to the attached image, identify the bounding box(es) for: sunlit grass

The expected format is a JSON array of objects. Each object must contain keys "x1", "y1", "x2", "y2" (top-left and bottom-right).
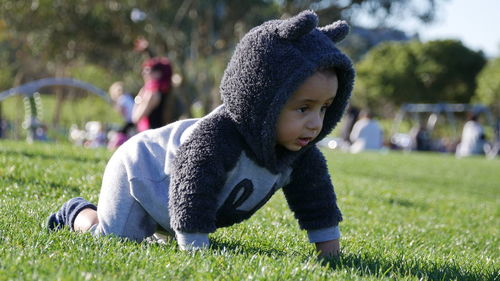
[{"x1": 0, "y1": 140, "x2": 498, "y2": 280}]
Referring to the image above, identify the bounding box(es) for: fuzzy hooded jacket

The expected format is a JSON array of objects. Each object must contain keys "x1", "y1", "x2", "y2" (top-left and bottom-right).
[{"x1": 117, "y1": 10, "x2": 354, "y2": 249}]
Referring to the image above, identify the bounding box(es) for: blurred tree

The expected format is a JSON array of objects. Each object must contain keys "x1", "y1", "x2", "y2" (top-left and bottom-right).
[
  {"x1": 354, "y1": 40, "x2": 486, "y2": 115},
  {"x1": 412, "y1": 40, "x2": 486, "y2": 103},
  {"x1": 68, "y1": 63, "x2": 114, "y2": 91},
  {"x1": 276, "y1": 0, "x2": 440, "y2": 25},
  {"x1": 0, "y1": 42, "x2": 14, "y2": 91},
  {"x1": 474, "y1": 57, "x2": 500, "y2": 114},
  {"x1": 0, "y1": 0, "x2": 145, "y2": 126},
  {"x1": 339, "y1": 26, "x2": 415, "y2": 62},
  {"x1": 0, "y1": 1, "x2": 141, "y2": 66},
  {"x1": 0, "y1": 0, "x2": 443, "y2": 117}
]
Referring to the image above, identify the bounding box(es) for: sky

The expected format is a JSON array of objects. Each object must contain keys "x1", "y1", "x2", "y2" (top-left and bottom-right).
[{"x1": 357, "y1": 0, "x2": 500, "y2": 58}]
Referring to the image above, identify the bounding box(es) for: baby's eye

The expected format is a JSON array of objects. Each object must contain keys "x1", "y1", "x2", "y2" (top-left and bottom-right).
[
  {"x1": 320, "y1": 104, "x2": 331, "y2": 112},
  {"x1": 297, "y1": 106, "x2": 308, "y2": 113}
]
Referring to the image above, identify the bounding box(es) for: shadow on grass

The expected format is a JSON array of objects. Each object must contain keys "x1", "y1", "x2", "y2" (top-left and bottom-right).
[
  {"x1": 383, "y1": 197, "x2": 430, "y2": 210},
  {"x1": 0, "y1": 149, "x2": 106, "y2": 164},
  {"x1": 211, "y1": 239, "x2": 494, "y2": 280},
  {"x1": 386, "y1": 197, "x2": 416, "y2": 208},
  {"x1": 323, "y1": 252, "x2": 496, "y2": 281},
  {"x1": 210, "y1": 240, "x2": 290, "y2": 257}
]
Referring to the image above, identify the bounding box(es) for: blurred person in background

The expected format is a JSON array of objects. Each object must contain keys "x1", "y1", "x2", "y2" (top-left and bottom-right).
[
  {"x1": 349, "y1": 109, "x2": 383, "y2": 153},
  {"x1": 410, "y1": 121, "x2": 432, "y2": 151},
  {"x1": 456, "y1": 112, "x2": 486, "y2": 157},
  {"x1": 108, "y1": 81, "x2": 135, "y2": 149},
  {"x1": 487, "y1": 118, "x2": 500, "y2": 158},
  {"x1": 340, "y1": 105, "x2": 359, "y2": 145},
  {"x1": 132, "y1": 57, "x2": 173, "y2": 132}
]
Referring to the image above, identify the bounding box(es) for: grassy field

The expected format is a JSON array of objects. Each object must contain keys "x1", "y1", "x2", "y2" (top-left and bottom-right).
[{"x1": 0, "y1": 140, "x2": 498, "y2": 280}]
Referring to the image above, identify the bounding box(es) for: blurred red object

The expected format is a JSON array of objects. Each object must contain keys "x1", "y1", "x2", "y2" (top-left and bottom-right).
[{"x1": 134, "y1": 36, "x2": 149, "y2": 52}]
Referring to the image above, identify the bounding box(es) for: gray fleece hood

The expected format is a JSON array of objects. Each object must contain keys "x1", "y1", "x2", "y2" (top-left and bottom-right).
[{"x1": 220, "y1": 10, "x2": 355, "y2": 171}]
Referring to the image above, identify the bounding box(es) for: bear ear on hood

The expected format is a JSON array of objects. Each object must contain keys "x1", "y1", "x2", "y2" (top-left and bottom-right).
[
  {"x1": 319, "y1": 20, "x2": 350, "y2": 43},
  {"x1": 277, "y1": 10, "x2": 318, "y2": 40}
]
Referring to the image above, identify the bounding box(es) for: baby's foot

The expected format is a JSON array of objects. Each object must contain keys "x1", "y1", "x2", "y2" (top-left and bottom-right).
[{"x1": 46, "y1": 197, "x2": 96, "y2": 231}]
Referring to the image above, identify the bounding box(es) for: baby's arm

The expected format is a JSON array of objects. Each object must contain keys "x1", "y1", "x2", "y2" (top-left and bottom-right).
[
  {"x1": 282, "y1": 147, "x2": 343, "y2": 255},
  {"x1": 169, "y1": 112, "x2": 241, "y2": 250},
  {"x1": 169, "y1": 134, "x2": 225, "y2": 249}
]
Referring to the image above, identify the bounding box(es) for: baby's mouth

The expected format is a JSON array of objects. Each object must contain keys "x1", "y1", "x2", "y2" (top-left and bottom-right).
[{"x1": 297, "y1": 137, "x2": 313, "y2": 147}]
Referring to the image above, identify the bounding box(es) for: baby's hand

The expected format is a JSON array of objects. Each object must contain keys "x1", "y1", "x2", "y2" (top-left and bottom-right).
[
  {"x1": 176, "y1": 231, "x2": 210, "y2": 251},
  {"x1": 315, "y1": 239, "x2": 340, "y2": 258}
]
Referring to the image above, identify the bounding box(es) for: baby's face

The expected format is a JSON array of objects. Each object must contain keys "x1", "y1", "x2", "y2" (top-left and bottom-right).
[{"x1": 276, "y1": 71, "x2": 338, "y2": 151}]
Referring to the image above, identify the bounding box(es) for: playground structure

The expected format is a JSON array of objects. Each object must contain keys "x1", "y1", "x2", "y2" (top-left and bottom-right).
[
  {"x1": 390, "y1": 103, "x2": 497, "y2": 153},
  {"x1": 0, "y1": 78, "x2": 111, "y2": 142}
]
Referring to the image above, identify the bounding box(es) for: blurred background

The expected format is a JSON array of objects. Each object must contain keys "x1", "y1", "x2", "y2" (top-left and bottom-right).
[{"x1": 0, "y1": 0, "x2": 498, "y2": 156}]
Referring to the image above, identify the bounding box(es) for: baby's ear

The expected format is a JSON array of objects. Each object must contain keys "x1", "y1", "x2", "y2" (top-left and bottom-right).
[
  {"x1": 277, "y1": 10, "x2": 318, "y2": 40},
  {"x1": 319, "y1": 20, "x2": 350, "y2": 43}
]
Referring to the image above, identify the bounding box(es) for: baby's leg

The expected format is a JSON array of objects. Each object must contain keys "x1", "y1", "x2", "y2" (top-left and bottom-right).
[
  {"x1": 91, "y1": 153, "x2": 160, "y2": 241},
  {"x1": 46, "y1": 197, "x2": 97, "y2": 231},
  {"x1": 74, "y1": 207, "x2": 98, "y2": 232},
  {"x1": 47, "y1": 151, "x2": 168, "y2": 241}
]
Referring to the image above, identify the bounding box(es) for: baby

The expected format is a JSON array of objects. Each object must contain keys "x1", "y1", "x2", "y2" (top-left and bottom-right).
[{"x1": 47, "y1": 10, "x2": 355, "y2": 257}]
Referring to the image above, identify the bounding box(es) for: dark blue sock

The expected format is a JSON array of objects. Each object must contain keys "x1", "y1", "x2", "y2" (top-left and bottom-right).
[{"x1": 46, "y1": 197, "x2": 97, "y2": 231}]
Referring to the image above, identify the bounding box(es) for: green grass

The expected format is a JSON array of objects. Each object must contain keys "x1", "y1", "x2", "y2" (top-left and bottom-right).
[{"x1": 0, "y1": 140, "x2": 498, "y2": 281}]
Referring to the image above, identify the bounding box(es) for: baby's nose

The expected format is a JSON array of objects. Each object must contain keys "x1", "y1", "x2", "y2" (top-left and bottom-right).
[{"x1": 307, "y1": 113, "x2": 323, "y2": 132}]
